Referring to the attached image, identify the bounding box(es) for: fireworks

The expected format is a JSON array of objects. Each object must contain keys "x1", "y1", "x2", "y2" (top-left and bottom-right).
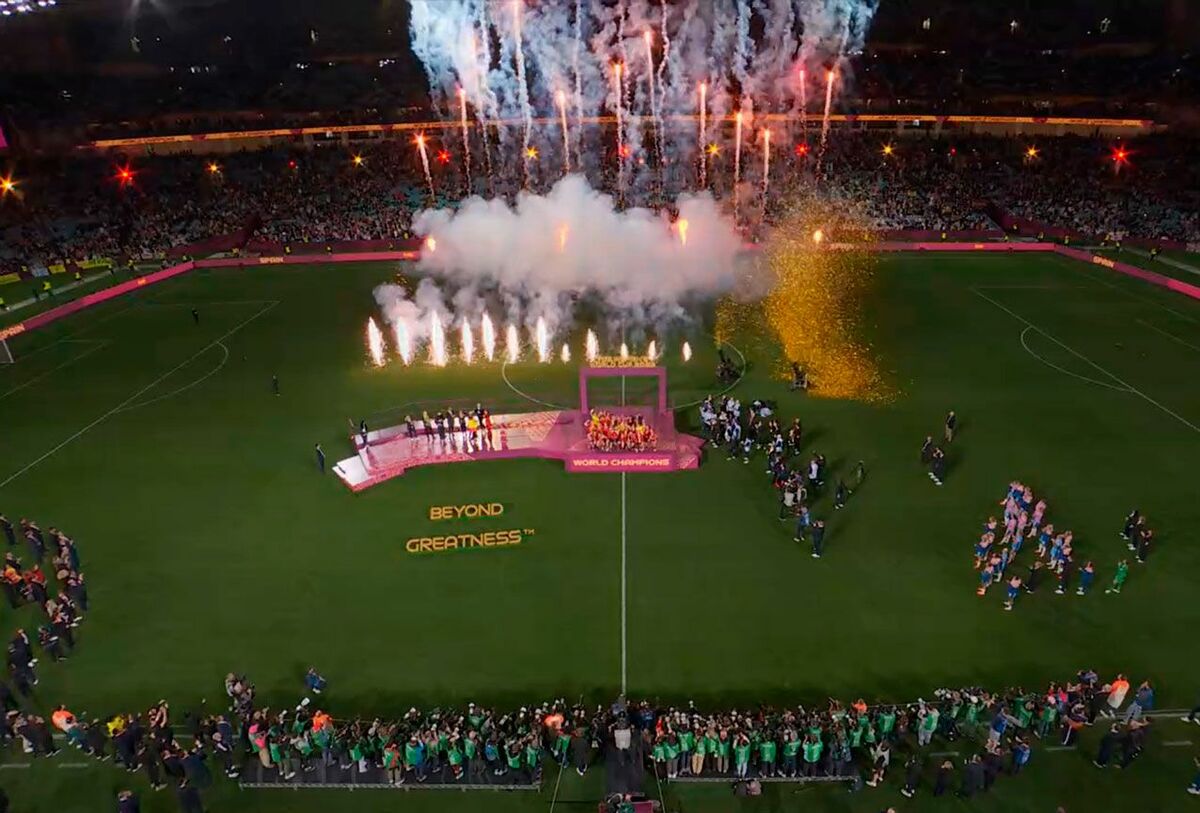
[
  {"x1": 367, "y1": 318, "x2": 386, "y2": 367},
  {"x1": 429, "y1": 312, "x2": 448, "y2": 366},
  {"x1": 560, "y1": 343, "x2": 571, "y2": 363},
  {"x1": 558, "y1": 224, "x2": 569, "y2": 252},
  {"x1": 682, "y1": 341, "x2": 692, "y2": 362},
  {"x1": 393, "y1": 319, "x2": 413, "y2": 365},
  {"x1": 505, "y1": 322, "x2": 520, "y2": 363},
  {"x1": 460, "y1": 319, "x2": 475, "y2": 364},
  {"x1": 414, "y1": 134, "x2": 435, "y2": 199},
  {"x1": 619, "y1": 342, "x2": 629, "y2": 359},
  {"x1": 556, "y1": 90, "x2": 570, "y2": 173},
  {"x1": 677, "y1": 218, "x2": 689, "y2": 246},
  {"x1": 535, "y1": 316, "x2": 550, "y2": 363},
  {"x1": 481, "y1": 312, "x2": 497, "y2": 361},
  {"x1": 646, "y1": 339, "x2": 658, "y2": 360},
  {"x1": 585, "y1": 328, "x2": 599, "y2": 362}
]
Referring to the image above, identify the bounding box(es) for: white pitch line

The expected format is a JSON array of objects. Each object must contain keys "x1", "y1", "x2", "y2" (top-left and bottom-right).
[
  {"x1": 973, "y1": 288, "x2": 1200, "y2": 434},
  {"x1": 118, "y1": 341, "x2": 230, "y2": 412},
  {"x1": 621, "y1": 470, "x2": 628, "y2": 696},
  {"x1": 1138, "y1": 318, "x2": 1200, "y2": 354},
  {"x1": 1163, "y1": 741, "x2": 1194, "y2": 747},
  {"x1": 1045, "y1": 745, "x2": 1077, "y2": 752},
  {"x1": 0, "y1": 301, "x2": 277, "y2": 490},
  {"x1": 1018, "y1": 327, "x2": 1129, "y2": 393},
  {"x1": 548, "y1": 762, "x2": 566, "y2": 813},
  {"x1": 0, "y1": 341, "x2": 108, "y2": 402},
  {"x1": 0, "y1": 763, "x2": 30, "y2": 769}
]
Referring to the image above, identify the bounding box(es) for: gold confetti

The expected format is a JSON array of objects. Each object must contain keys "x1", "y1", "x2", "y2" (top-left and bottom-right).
[{"x1": 716, "y1": 207, "x2": 893, "y2": 403}]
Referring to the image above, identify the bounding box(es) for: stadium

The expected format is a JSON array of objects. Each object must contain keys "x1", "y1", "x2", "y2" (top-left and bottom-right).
[{"x1": 0, "y1": 2, "x2": 1199, "y2": 812}]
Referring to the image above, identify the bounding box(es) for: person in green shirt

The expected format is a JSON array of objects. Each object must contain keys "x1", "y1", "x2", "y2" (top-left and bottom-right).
[
  {"x1": 1036, "y1": 703, "x2": 1058, "y2": 739},
  {"x1": 1106, "y1": 559, "x2": 1129, "y2": 593},
  {"x1": 758, "y1": 735, "x2": 777, "y2": 777},
  {"x1": 664, "y1": 734, "x2": 681, "y2": 779},
  {"x1": 404, "y1": 735, "x2": 426, "y2": 783},
  {"x1": 464, "y1": 731, "x2": 483, "y2": 783},
  {"x1": 651, "y1": 738, "x2": 667, "y2": 778},
  {"x1": 447, "y1": 736, "x2": 464, "y2": 780},
  {"x1": 504, "y1": 740, "x2": 523, "y2": 776},
  {"x1": 691, "y1": 729, "x2": 707, "y2": 776},
  {"x1": 524, "y1": 738, "x2": 542, "y2": 783},
  {"x1": 733, "y1": 733, "x2": 751, "y2": 779},
  {"x1": 878, "y1": 708, "x2": 897, "y2": 742},
  {"x1": 554, "y1": 729, "x2": 571, "y2": 766},
  {"x1": 678, "y1": 729, "x2": 695, "y2": 776},
  {"x1": 801, "y1": 735, "x2": 824, "y2": 777},
  {"x1": 782, "y1": 730, "x2": 802, "y2": 777},
  {"x1": 917, "y1": 706, "x2": 940, "y2": 746},
  {"x1": 710, "y1": 729, "x2": 729, "y2": 775}
]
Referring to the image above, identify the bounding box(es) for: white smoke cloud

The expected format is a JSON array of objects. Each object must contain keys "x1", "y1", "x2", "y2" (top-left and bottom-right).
[{"x1": 374, "y1": 175, "x2": 742, "y2": 343}]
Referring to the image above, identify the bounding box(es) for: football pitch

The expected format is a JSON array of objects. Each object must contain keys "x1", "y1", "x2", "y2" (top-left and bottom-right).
[{"x1": 1, "y1": 252, "x2": 1199, "y2": 812}]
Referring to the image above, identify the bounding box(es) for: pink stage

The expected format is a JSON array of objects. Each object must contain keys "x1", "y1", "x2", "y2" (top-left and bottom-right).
[
  {"x1": 332, "y1": 407, "x2": 703, "y2": 491},
  {"x1": 332, "y1": 366, "x2": 704, "y2": 491}
]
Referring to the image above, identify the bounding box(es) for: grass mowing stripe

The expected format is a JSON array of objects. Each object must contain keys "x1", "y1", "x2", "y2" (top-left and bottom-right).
[
  {"x1": 972, "y1": 287, "x2": 1200, "y2": 434},
  {"x1": 0, "y1": 301, "x2": 277, "y2": 490}
]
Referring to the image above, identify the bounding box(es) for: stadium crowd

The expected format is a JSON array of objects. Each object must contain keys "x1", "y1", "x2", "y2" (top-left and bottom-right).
[
  {"x1": 0, "y1": 662, "x2": 1176, "y2": 808},
  {"x1": 2, "y1": 132, "x2": 1198, "y2": 283}
]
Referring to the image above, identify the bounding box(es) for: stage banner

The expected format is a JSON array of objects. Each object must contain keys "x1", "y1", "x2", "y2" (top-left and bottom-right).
[{"x1": 565, "y1": 453, "x2": 676, "y2": 472}]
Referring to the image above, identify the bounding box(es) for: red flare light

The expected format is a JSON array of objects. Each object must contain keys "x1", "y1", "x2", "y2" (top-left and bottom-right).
[
  {"x1": 114, "y1": 165, "x2": 135, "y2": 187},
  {"x1": 794, "y1": 143, "x2": 809, "y2": 156},
  {"x1": 436, "y1": 150, "x2": 451, "y2": 165}
]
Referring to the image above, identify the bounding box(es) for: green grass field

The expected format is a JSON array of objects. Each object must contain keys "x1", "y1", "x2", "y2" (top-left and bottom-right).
[{"x1": 1, "y1": 253, "x2": 1199, "y2": 812}]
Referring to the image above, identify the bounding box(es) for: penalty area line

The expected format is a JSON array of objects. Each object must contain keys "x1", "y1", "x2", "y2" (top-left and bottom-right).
[
  {"x1": 972, "y1": 287, "x2": 1200, "y2": 435},
  {"x1": 0, "y1": 301, "x2": 277, "y2": 491}
]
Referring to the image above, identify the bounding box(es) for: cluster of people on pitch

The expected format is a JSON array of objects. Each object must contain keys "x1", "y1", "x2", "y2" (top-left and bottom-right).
[
  {"x1": 0, "y1": 513, "x2": 88, "y2": 695},
  {"x1": 698, "y1": 395, "x2": 863, "y2": 558},
  {"x1": 972, "y1": 481, "x2": 1153, "y2": 608},
  {"x1": 586, "y1": 411, "x2": 658, "y2": 453},
  {"x1": 919, "y1": 410, "x2": 956, "y2": 486},
  {"x1": 401, "y1": 404, "x2": 496, "y2": 454}
]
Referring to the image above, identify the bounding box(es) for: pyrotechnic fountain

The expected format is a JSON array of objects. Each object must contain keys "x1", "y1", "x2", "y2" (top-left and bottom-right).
[
  {"x1": 535, "y1": 316, "x2": 550, "y2": 363},
  {"x1": 585, "y1": 329, "x2": 599, "y2": 362},
  {"x1": 460, "y1": 319, "x2": 475, "y2": 364},
  {"x1": 367, "y1": 318, "x2": 386, "y2": 367},
  {"x1": 505, "y1": 323, "x2": 520, "y2": 363},
  {"x1": 394, "y1": 319, "x2": 412, "y2": 365},
  {"x1": 429, "y1": 312, "x2": 448, "y2": 366},
  {"x1": 481, "y1": 313, "x2": 497, "y2": 361}
]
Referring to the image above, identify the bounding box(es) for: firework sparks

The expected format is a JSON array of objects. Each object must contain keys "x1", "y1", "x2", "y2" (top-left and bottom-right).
[
  {"x1": 481, "y1": 312, "x2": 497, "y2": 361},
  {"x1": 535, "y1": 316, "x2": 550, "y2": 363},
  {"x1": 619, "y1": 341, "x2": 629, "y2": 359},
  {"x1": 429, "y1": 312, "x2": 448, "y2": 366},
  {"x1": 505, "y1": 323, "x2": 520, "y2": 363},
  {"x1": 677, "y1": 218, "x2": 689, "y2": 246},
  {"x1": 646, "y1": 339, "x2": 658, "y2": 360},
  {"x1": 558, "y1": 224, "x2": 569, "y2": 252},
  {"x1": 560, "y1": 342, "x2": 571, "y2": 363},
  {"x1": 367, "y1": 317, "x2": 386, "y2": 367},
  {"x1": 460, "y1": 319, "x2": 475, "y2": 364},
  {"x1": 393, "y1": 318, "x2": 412, "y2": 365},
  {"x1": 585, "y1": 328, "x2": 599, "y2": 362},
  {"x1": 682, "y1": 341, "x2": 692, "y2": 362}
]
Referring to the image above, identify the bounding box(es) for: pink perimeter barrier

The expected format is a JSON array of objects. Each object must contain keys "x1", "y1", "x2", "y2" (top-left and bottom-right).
[
  {"x1": 0, "y1": 261, "x2": 196, "y2": 342},
  {"x1": 333, "y1": 408, "x2": 703, "y2": 491}
]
